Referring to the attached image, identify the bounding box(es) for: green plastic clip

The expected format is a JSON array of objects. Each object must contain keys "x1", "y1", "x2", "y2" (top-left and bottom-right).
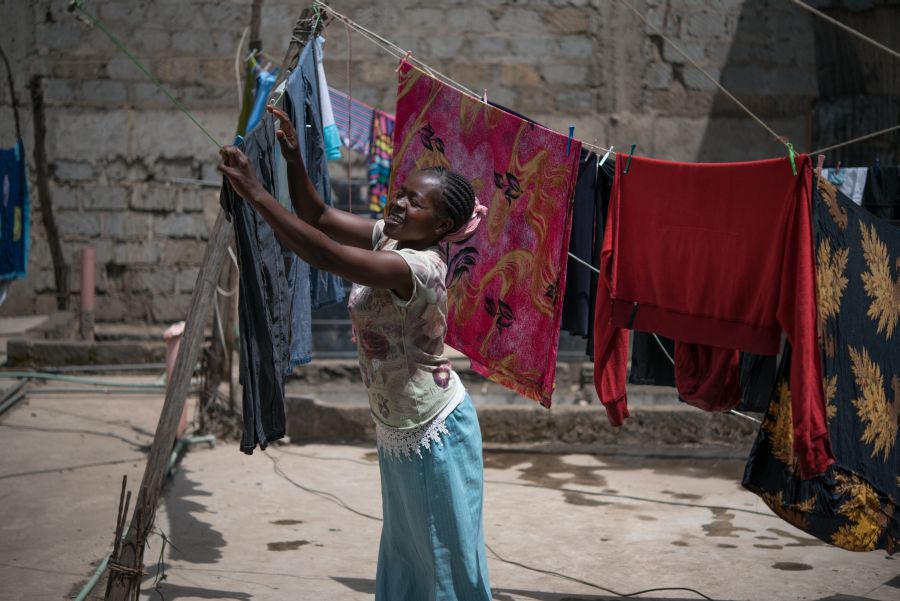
[
  {"x1": 785, "y1": 141, "x2": 797, "y2": 176},
  {"x1": 624, "y1": 143, "x2": 637, "y2": 174}
]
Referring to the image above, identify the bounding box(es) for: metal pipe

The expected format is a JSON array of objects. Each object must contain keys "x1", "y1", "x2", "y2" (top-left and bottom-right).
[
  {"x1": 34, "y1": 362, "x2": 167, "y2": 374},
  {"x1": 0, "y1": 371, "x2": 166, "y2": 388},
  {"x1": 80, "y1": 245, "x2": 95, "y2": 341}
]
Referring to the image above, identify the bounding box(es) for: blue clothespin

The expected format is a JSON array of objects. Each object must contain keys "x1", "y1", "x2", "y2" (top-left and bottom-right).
[
  {"x1": 623, "y1": 143, "x2": 636, "y2": 174},
  {"x1": 233, "y1": 134, "x2": 244, "y2": 146},
  {"x1": 566, "y1": 126, "x2": 575, "y2": 157}
]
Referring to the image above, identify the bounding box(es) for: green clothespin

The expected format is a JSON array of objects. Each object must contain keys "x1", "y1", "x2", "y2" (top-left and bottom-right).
[
  {"x1": 784, "y1": 141, "x2": 797, "y2": 176},
  {"x1": 624, "y1": 143, "x2": 637, "y2": 174}
]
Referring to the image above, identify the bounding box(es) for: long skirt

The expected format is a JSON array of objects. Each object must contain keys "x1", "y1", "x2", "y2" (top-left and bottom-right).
[{"x1": 375, "y1": 395, "x2": 492, "y2": 601}]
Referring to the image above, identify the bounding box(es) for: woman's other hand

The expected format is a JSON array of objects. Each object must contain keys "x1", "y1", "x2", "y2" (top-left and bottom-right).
[
  {"x1": 218, "y1": 146, "x2": 265, "y2": 202},
  {"x1": 266, "y1": 105, "x2": 302, "y2": 166}
]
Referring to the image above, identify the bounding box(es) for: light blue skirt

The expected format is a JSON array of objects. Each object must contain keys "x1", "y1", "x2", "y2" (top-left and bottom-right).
[{"x1": 376, "y1": 395, "x2": 492, "y2": 601}]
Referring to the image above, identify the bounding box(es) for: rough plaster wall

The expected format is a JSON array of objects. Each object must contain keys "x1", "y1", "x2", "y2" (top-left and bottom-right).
[{"x1": 0, "y1": 0, "x2": 891, "y2": 323}]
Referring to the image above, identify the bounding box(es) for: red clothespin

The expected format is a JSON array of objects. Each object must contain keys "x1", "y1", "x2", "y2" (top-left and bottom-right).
[
  {"x1": 395, "y1": 50, "x2": 412, "y2": 73},
  {"x1": 816, "y1": 154, "x2": 825, "y2": 177}
]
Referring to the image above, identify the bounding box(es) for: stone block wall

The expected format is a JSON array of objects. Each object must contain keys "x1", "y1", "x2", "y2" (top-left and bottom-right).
[{"x1": 0, "y1": 0, "x2": 894, "y2": 323}]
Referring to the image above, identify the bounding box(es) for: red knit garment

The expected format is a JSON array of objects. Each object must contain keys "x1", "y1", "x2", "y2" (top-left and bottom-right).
[{"x1": 593, "y1": 153, "x2": 834, "y2": 478}]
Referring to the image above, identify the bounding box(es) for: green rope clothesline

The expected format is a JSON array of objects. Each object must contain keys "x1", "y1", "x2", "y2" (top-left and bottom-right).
[{"x1": 68, "y1": 0, "x2": 223, "y2": 149}]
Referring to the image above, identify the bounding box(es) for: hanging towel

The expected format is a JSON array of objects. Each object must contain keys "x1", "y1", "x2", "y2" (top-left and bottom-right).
[
  {"x1": 593, "y1": 154, "x2": 833, "y2": 478},
  {"x1": 0, "y1": 139, "x2": 29, "y2": 281},
  {"x1": 367, "y1": 110, "x2": 394, "y2": 217},
  {"x1": 742, "y1": 175, "x2": 899, "y2": 553},
  {"x1": 329, "y1": 86, "x2": 375, "y2": 155},
  {"x1": 314, "y1": 37, "x2": 342, "y2": 161},
  {"x1": 391, "y1": 62, "x2": 581, "y2": 406}
]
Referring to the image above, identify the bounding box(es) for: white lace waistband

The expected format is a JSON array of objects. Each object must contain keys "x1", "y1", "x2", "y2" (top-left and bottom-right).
[
  {"x1": 375, "y1": 415, "x2": 451, "y2": 460},
  {"x1": 375, "y1": 387, "x2": 465, "y2": 460}
]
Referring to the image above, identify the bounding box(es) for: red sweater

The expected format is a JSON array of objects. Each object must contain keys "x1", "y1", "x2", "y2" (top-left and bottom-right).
[{"x1": 593, "y1": 154, "x2": 834, "y2": 478}]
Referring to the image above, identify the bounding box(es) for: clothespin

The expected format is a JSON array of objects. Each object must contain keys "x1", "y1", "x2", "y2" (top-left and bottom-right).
[
  {"x1": 566, "y1": 126, "x2": 575, "y2": 157},
  {"x1": 816, "y1": 154, "x2": 825, "y2": 177},
  {"x1": 233, "y1": 134, "x2": 244, "y2": 146},
  {"x1": 268, "y1": 79, "x2": 288, "y2": 106},
  {"x1": 784, "y1": 141, "x2": 797, "y2": 176},
  {"x1": 482, "y1": 89, "x2": 488, "y2": 104},
  {"x1": 623, "y1": 143, "x2": 636, "y2": 174},
  {"x1": 599, "y1": 145, "x2": 614, "y2": 168},
  {"x1": 395, "y1": 50, "x2": 412, "y2": 73}
]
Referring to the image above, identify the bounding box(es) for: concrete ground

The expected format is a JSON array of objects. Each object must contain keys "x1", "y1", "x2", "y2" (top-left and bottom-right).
[{"x1": 1, "y1": 378, "x2": 897, "y2": 601}]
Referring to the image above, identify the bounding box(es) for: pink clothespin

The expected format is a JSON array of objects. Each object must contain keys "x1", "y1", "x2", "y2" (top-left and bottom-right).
[
  {"x1": 395, "y1": 50, "x2": 412, "y2": 72},
  {"x1": 816, "y1": 154, "x2": 825, "y2": 177}
]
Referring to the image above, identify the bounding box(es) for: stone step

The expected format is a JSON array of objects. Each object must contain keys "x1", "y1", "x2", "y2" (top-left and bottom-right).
[{"x1": 284, "y1": 395, "x2": 759, "y2": 450}]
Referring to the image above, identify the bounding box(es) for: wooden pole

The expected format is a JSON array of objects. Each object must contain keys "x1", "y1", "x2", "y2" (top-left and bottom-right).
[
  {"x1": 105, "y1": 211, "x2": 231, "y2": 600},
  {"x1": 105, "y1": 7, "x2": 324, "y2": 599},
  {"x1": 30, "y1": 75, "x2": 70, "y2": 310}
]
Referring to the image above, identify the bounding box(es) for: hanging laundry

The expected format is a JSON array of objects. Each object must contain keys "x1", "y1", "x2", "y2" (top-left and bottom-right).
[
  {"x1": 862, "y1": 165, "x2": 900, "y2": 222},
  {"x1": 743, "y1": 176, "x2": 899, "y2": 553},
  {"x1": 629, "y1": 333, "x2": 777, "y2": 413},
  {"x1": 367, "y1": 110, "x2": 395, "y2": 217},
  {"x1": 561, "y1": 149, "x2": 608, "y2": 340},
  {"x1": 277, "y1": 36, "x2": 351, "y2": 365},
  {"x1": 284, "y1": 37, "x2": 346, "y2": 312},
  {"x1": 314, "y1": 38, "x2": 342, "y2": 161},
  {"x1": 391, "y1": 62, "x2": 581, "y2": 405},
  {"x1": 0, "y1": 138, "x2": 29, "y2": 282},
  {"x1": 246, "y1": 68, "x2": 277, "y2": 134},
  {"x1": 329, "y1": 86, "x2": 375, "y2": 155},
  {"x1": 593, "y1": 154, "x2": 833, "y2": 478},
  {"x1": 822, "y1": 167, "x2": 867, "y2": 206},
  {"x1": 221, "y1": 112, "x2": 293, "y2": 454}
]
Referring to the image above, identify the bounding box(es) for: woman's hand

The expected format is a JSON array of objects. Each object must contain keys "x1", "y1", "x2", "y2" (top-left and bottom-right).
[
  {"x1": 218, "y1": 146, "x2": 266, "y2": 202},
  {"x1": 266, "y1": 105, "x2": 302, "y2": 166}
]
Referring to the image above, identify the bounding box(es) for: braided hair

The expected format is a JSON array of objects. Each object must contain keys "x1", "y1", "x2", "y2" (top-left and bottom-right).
[{"x1": 422, "y1": 166, "x2": 476, "y2": 234}]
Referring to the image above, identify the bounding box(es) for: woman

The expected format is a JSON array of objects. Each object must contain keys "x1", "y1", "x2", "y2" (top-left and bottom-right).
[{"x1": 218, "y1": 104, "x2": 492, "y2": 601}]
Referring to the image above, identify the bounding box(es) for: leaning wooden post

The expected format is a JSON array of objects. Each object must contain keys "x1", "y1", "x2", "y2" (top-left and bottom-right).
[
  {"x1": 104, "y1": 211, "x2": 231, "y2": 600},
  {"x1": 104, "y1": 7, "x2": 325, "y2": 600}
]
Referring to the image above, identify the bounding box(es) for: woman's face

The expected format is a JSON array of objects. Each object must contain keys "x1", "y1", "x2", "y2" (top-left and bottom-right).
[{"x1": 382, "y1": 170, "x2": 454, "y2": 244}]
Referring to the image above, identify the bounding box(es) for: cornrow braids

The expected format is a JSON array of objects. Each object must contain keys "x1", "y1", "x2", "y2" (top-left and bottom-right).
[{"x1": 422, "y1": 166, "x2": 476, "y2": 233}]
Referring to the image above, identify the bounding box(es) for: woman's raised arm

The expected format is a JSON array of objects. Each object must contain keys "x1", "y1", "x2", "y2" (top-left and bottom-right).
[
  {"x1": 218, "y1": 145, "x2": 413, "y2": 299},
  {"x1": 267, "y1": 105, "x2": 378, "y2": 250}
]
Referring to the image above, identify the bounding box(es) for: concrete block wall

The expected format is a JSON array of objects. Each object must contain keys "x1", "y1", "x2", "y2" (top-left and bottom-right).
[{"x1": 0, "y1": 0, "x2": 891, "y2": 323}]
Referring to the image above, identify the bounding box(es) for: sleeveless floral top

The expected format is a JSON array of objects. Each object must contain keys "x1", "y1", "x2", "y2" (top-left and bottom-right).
[{"x1": 347, "y1": 221, "x2": 462, "y2": 429}]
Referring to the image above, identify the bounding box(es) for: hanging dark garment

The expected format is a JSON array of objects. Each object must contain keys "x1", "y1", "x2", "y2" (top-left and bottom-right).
[
  {"x1": 742, "y1": 176, "x2": 899, "y2": 554},
  {"x1": 221, "y1": 113, "x2": 293, "y2": 454},
  {"x1": 559, "y1": 151, "x2": 612, "y2": 354},
  {"x1": 862, "y1": 165, "x2": 900, "y2": 222},
  {"x1": 629, "y1": 331, "x2": 776, "y2": 413},
  {"x1": 561, "y1": 149, "x2": 599, "y2": 338}
]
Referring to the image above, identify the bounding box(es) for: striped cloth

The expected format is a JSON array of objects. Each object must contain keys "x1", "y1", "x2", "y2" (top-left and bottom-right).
[{"x1": 329, "y1": 87, "x2": 376, "y2": 155}]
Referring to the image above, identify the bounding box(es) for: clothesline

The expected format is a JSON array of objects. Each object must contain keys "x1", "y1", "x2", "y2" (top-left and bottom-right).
[{"x1": 789, "y1": 0, "x2": 900, "y2": 61}]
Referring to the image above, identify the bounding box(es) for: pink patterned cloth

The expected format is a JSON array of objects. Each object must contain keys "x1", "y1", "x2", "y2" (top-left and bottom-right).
[{"x1": 390, "y1": 63, "x2": 581, "y2": 405}]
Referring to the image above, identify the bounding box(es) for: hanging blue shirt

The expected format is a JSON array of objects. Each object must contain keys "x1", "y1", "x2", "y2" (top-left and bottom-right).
[{"x1": 0, "y1": 139, "x2": 30, "y2": 280}]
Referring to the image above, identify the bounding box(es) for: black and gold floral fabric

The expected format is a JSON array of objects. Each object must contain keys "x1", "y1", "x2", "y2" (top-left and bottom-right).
[{"x1": 742, "y1": 175, "x2": 899, "y2": 554}]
